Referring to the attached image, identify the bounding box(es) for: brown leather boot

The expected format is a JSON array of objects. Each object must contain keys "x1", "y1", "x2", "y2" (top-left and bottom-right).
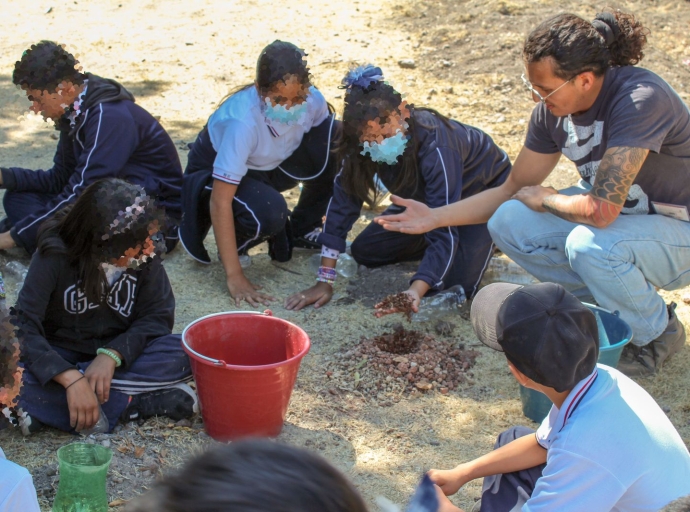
[{"x1": 618, "y1": 303, "x2": 686, "y2": 377}]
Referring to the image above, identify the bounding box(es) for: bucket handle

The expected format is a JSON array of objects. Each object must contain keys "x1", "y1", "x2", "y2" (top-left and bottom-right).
[{"x1": 182, "y1": 310, "x2": 274, "y2": 367}]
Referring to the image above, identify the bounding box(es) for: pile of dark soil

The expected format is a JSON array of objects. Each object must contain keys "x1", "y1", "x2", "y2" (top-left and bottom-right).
[
  {"x1": 373, "y1": 324, "x2": 424, "y2": 353},
  {"x1": 325, "y1": 326, "x2": 479, "y2": 403}
]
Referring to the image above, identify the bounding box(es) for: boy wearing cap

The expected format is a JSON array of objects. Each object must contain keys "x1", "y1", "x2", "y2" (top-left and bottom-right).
[{"x1": 429, "y1": 282, "x2": 690, "y2": 512}]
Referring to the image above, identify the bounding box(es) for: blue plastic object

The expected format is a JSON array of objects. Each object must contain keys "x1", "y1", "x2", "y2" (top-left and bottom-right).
[{"x1": 520, "y1": 304, "x2": 633, "y2": 423}]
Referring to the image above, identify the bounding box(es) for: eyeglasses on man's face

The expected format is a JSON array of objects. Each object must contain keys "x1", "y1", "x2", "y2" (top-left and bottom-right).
[{"x1": 520, "y1": 73, "x2": 574, "y2": 103}]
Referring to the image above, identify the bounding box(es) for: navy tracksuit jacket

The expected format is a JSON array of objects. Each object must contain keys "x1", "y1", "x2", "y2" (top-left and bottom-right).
[
  {"x1": 0, "y1": 74, "x2": 183, "y2": 252},
  {"x1": 318, "y1": 110, "x2": 512, "y2": 296}
]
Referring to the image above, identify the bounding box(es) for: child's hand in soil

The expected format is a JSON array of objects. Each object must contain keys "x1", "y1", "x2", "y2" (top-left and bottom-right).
[
  {"x1": 226, "y1": 274, "x2": 275, "y2": 307},
  {"x1": 285, "y1": 282, "x2": 333, "y2": 311},
  {"x1": 85, "y1": 352, "x2": 120, "y2": 404},
  {"x1": 373, "y1": 290, "x2": 419, "y2": 319}
]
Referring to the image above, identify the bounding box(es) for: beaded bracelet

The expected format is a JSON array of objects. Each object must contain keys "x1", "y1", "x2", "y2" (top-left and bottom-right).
[
  {"x1": 97, "y1": 348, "x2": 122, "y2": 367},
  {"x1": 316, "y1": 265, "x2": 337, "y2": 285}
]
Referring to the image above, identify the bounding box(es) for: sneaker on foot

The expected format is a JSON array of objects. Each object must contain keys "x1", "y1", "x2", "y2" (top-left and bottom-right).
[
  {"x1": 292, "y1": 228, "x2": 322, "y2": 250},
  {"x1": 267, "y1": 228, "x2": 292, "y2": 262},
  {"x1": 121, "y1": 382, "x2": 198, "y2": 422},
  {"x1": 16, "y1": 408, "x2": 43, "y2": 436},
  {"x1": 618, "y1": 302, "x2": 686, "y2": 377}
]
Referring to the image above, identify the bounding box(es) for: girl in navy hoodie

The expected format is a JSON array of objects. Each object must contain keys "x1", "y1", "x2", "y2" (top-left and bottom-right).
[
  {"x1": 286, "y1": 66, "x2": 512, "y2": 314},
  {"x1": 11, "y1": 178, "x2": 195, "y2": 435}
]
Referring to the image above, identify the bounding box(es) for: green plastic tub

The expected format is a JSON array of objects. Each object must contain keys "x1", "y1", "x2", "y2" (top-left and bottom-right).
[{"x1": 52, "y1": 443, "x2": 112, "y2": 512}]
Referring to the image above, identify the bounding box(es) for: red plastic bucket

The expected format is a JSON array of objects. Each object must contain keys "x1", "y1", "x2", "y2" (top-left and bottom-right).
[{"x1": 182, "y1": 310, "x2": 310, "y2": 441}]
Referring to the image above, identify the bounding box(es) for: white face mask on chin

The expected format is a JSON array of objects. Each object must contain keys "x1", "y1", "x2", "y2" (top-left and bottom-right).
[
  {"x1": 263, "y1": 97, "x2": 310, "y2": 126},
  {"x1": 360, "y1": 131, "x2": 409, "y2": 165}
]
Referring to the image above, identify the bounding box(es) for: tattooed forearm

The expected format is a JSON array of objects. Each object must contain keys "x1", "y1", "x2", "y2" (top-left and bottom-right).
[
  {"x1": 590, "y1": 146, "x2": 649, "y2": 207},
  {"x1": 541, "y1": 146, "x2": 649, "y2": 228},
  {"x1": 542, "y1": 194, "x2": 621, "y2": 227}
]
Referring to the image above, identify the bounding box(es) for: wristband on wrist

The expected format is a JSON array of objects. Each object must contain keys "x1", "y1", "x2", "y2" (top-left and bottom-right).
[
  {"x1": 96, "y1": 348, "x2": 122, "y2": 367},
  {"x1": 65, "y1": 375, "x2": 85, "y2": 390},
  {"x1": 320, "y1": 246, "x2": 340, "y2": 260},
  {"x1": 316, "y1": 265, "x2": 337, "y2": 285}
]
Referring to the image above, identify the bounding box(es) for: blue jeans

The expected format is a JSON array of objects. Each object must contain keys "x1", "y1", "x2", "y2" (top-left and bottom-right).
[{"x1": 488, "y1": 186, "x2": 690, "y2": 345}]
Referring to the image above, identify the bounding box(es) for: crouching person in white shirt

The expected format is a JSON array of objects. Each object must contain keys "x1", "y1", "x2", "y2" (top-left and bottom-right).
[{"x1": 429, "y1": 282, "x2": 690, "y2": 512}]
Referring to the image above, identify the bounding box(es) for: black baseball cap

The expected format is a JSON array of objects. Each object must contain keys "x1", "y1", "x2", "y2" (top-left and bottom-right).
[{"x1": 470, "y1": 282, "x2": 599, "y2": 392}]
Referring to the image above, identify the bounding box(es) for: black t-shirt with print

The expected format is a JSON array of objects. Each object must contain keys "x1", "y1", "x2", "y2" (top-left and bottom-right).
[{"x1": 526, "y1": 66, "x2": 690, "y2": 215}]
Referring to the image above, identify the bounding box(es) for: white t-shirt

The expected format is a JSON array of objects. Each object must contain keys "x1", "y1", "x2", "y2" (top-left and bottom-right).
[
  {"x1": 207, "y1": 85, "x2": 329, "y2": 185},
  {"x1": 0, "y1": 447, "x2": 40, "y2": 512},
  {"x1": 526, "y1": 365, "x2": 690, "y2": 512}
]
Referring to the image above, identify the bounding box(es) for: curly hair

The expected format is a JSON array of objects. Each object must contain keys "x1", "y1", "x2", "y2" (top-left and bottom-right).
[
  {"x1": 523, "y1": 9, "x2": 649, "y2": 78},
  {"x1": 13, "y1": 40, "x2": 86, "y2": 91}
]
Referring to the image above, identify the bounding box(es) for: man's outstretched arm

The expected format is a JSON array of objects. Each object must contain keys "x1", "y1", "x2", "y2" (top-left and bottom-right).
[{"x1": 375, "y1": 147, "x2": 560, "y2": 234}]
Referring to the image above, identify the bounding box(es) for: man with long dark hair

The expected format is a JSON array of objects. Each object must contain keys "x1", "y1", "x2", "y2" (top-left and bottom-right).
[
  {"x1": 0, "y1": 41, "x2": 183, "y2": 255},
  {"x1": 376, "y1": 10, "x2": 690, "y2": 376}
]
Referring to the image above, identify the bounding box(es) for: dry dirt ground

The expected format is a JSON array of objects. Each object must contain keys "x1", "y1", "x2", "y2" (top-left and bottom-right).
[{"x1": 0, "y1": 0, "x2": 689, "y2": 510}]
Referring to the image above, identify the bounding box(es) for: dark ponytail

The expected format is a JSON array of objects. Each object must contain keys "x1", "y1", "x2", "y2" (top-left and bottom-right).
[
  {"x1": 255, "y1": 40, "x2": 311, "y2": 95},
  {"x1": 523, "y1": 9, "x2": 649, "y2": 78},
  {"x1": 216, "y1": 40, "x2": 311, "y2": 108},
  {"x1": 336, "y1": 79, "x2": 419, "y2": 207},
  {"x1": 604, "y1": 10, "x2": 649, "y2": 67}
]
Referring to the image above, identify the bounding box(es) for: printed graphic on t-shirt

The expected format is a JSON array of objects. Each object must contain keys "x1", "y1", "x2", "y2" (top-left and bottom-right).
[
  {"x1": 63, "y1": 274, "x2": 138, "y2": 317},
  {"x1": 561, "y1": 118, "x2": 650, "y2": 215},
  {"x1": 63, "y1": 285, "x2": 100, "y2": 315},
  {"x1": 106, "y1": 275, "x2": 137, "y2": 317}
]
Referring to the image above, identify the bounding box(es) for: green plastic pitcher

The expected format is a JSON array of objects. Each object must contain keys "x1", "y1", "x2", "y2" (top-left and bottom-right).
[{"x1": 53, "y1": 443, "x2": 112, "y2": 512}]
